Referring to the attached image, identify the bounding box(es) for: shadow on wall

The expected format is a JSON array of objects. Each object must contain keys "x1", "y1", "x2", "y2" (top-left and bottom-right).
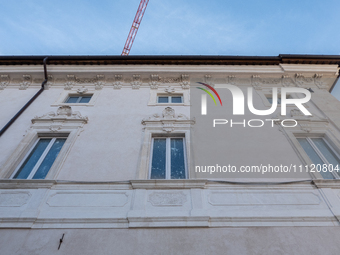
[{"x1": 331, "y1": 78, "x2": 340, "y2": 101}]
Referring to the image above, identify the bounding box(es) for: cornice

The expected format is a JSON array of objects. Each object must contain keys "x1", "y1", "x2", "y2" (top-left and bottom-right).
[{"x1": 0, "y1": 69, "x2": 337, "y2": 91}]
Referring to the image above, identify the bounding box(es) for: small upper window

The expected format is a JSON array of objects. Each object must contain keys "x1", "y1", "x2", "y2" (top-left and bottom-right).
[
  {"x1": 65, "y1": 95, "x2": 92, "y2": 104},
  {"x1": 11, "y1": 137, "x2": 67, "y2": 179},
  {"x1": 297, "y1": 137, "x2": 340, "y2": 179},
  {"x1": 157, "y1": 95, "x2": 183, "y2": 104}
]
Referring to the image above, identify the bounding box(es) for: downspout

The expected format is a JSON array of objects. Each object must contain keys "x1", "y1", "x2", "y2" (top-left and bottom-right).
[{"x1": 0, "y1": 57, "x2": 48, "y2": 137}]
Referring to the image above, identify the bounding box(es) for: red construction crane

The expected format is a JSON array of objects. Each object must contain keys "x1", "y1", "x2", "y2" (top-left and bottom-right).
[{"x1": 121, "y1": 0, "x2": 149, "y2": 56}]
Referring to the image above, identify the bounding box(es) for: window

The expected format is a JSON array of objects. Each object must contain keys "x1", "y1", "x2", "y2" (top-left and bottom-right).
[
  {"x1": 149, "y1": 137, "x2": 187, "y2": 179},
  {"x1": 297, "y1": 137, "x2": 340, "y2": 179},
  {"x1": 11, "y1": 137, "x2": 67, "y2": 179},
  {"x1": 65, "y1": 95, "x2": 92, "y2": 103},
  {"x1": 157, "y1": 95, "x2": 183, "y2": 104}
]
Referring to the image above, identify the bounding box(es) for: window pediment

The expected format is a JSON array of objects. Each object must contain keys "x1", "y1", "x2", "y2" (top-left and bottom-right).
[
  {"x1": 32, "y1": 106, "x2": 88, "y2": 124},
  {"x1": 142, "y1": 107, "x2": 194, "y2": 133}
]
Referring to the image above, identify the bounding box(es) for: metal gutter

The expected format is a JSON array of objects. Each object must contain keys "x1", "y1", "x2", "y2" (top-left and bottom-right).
[
  {"x1": 0, "y1": 54, "x2": 339, "y2": 66},
  {"x1": 0, "y1": 57, "x2": 48, "y2": 137}
]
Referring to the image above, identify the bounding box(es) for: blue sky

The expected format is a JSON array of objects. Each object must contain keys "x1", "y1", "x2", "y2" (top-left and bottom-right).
[{"x1": 0, "y1": 0, "x2": 340, "y2": 99}]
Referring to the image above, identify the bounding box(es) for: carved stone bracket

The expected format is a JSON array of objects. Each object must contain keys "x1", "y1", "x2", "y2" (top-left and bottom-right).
[
  {"x1": 204, "y1": 75, "x2": 214, "y2": 86},
  {"x1": 19, "y1": 75, "x2": 31, "y2": 90},
  {"x1": 227, "y1": 75, "x2": 236, "y2": 85},
  {"x1": 180, "y1": 74, "x2": 190, "y2": 89},
  {"x1": 251, "y1": 75, "x2": 262, "y2": 90},
  {"x1": 114, "y1": 75, "x2": 123, "y2": 89},
  {"x1": 94, "y1": 75, "x2": 105, "y2": 90},
  {"x1": 295, "y1": 73, "x2": 314, "y2": 87},
  {"x1": 64, "y1": 75, "x2": 75, "y2": 90},
  {"x1": 282, "y1": 75, "x2": 295, "y2": 87},
  {"x1": 0, "y1": 75, "x2": 10, "y2": 90},
  {"x1": 45, "y1": 75, "x2": 54, "y2": 90},
  {"x1": 131, "y1": 74, "x2": 141, "y2": 89},
  {"x1": 314, "y1": 74, "x2": 327, "y2": 89},
  {"x1": 149, "y1": 74, "x2": 160, "y2": 89}
]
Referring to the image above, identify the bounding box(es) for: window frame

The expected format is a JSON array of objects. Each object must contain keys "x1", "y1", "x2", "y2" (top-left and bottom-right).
[
  {"x1": 10, "y1": 136, "x2": 68, "y2": 180},
  {"x1": 51, "y1": 90, "x2": 100, "y2": 107},
  {"x1": 0, "y1": 106, "x2": 88, "y2": 180},
  {"x1": 157, "y1": 95, "x2": 183, "y2": 104},
  {"x1": 65, "y1": 95, "x2": 93, "y2": 104},
  {"x1": 139, "y1": 107, "x2": 193, "y2": 179},
  {"x1": 148, "y1": 89, "x2": 190, "y2": 106},
  {"x1": 149, "y1": 136, "x2": 188, "y2": 179},
  {"x1": 297, "y1": 136, "x2": 340, "y2": 179}
]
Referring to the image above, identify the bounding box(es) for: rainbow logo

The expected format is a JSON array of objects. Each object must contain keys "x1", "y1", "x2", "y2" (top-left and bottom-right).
[{"x1": 196, "y1": 82, "x2": 223, "y2": 106}]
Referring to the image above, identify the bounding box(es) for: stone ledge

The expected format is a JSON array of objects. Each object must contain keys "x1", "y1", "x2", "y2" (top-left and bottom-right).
[
  {"x1": 130, "y1": 179, "x2": 207, "y2": 189},
  {"x1": 313, "y1": 179, "x2": 340, "y2": 189}
]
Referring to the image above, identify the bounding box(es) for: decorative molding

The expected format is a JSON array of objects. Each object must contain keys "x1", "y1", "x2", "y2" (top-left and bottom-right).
[
  {"x1": 0, "y1": 191, "x2": 31, "y2": 207},
  {"x1": 179, "y1": 74, "x2": 190, "y2": 89},
  {"x1": 290, "y1": 109, "x2": 305, "y2": 117},
  {"x1": 45, "y1": 74, "x2": 54, "y2": 90},
  {"x1": 47, "y1": 192, "x2": 128, "y2": 207},
  {"x1": 227, "y1": 75, "x2": 236, "y2": 85},
  {"x1": 19, "y1": 75, "x2": 31, "y2": 90},
  {"x1": 149, "y1": 74, "x2": 160, "y2": 89},
  {"x1": 208, "y1": 191, "x2": 320, "y2": 206},
  {"x1": 74, "y1": 75, "x2": 105, "y2": 84},
  {"x1": 275, "y1": 109, "x2": 329, "y2": 133},
  {"x1": 164, "y1": 86, "x2": 175, "y2": 94},
  {"x1": 299, "y1": 123, "x2": 312, "y2": 133},
  {"x1": 282, "y1": 75, "x2": 295, "y2": 87},
  {"x1": 204, "y1": 75, "x2": 214, "y2": 86},
  {"x1": 64, "y1": 75, "x2": 75, "y2": 90},
  {"x1": 295, "y1": 73, "x2": 314, "y2": 87},
  {"x1": 114, "y1": 75, "x2": 123, "y2": 89},
  {"x1": 32, "y1": 106, "x2": 88, "y2": 124},
  {"x1": 94, "y1": 75, "x2": 105, "y2": 90},
  {"x1": 131, "y1": 74, "x2": 141, "y2": 89},
  {"x1": 314, "y1": 74, "x2": 328, "y2": 89},
  {"x1": 251, "y1": 75, "x2": 262, "y2": 90},
  {"x1": 77, "y1": 86, "x2": 88, "y2": 94},
  {"x1": 159, "y1": 76, "x2": 181, "y2": 83},
  {"x1": 0, "y1": 75, "x2": 10, "y2": 90},
  {"x1": 142, "y1": 107, "x2": 194, "y2": 133},
  {"x1": 251, "y1": 75, "x2": 282, "y2": 90},
  {"x1": 148, "y1": 191, "x2": 187, "y2": 206},
  {"x1": 48, "y1": 123, "x2": 62, "y2": 132},
  {"x1": 142, "y1": 107, "x2": 189, "y2": 121}
]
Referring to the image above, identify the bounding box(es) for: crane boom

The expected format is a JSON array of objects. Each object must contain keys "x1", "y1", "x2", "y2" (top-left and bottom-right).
[{"x1": 121, "y1": 0, "x2": 149, "y2": 56}]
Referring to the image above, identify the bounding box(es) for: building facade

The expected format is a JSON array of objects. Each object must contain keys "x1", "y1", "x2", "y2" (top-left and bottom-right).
[{"x1": 0, "y1": 55, "x2": 340, "y2": 254}]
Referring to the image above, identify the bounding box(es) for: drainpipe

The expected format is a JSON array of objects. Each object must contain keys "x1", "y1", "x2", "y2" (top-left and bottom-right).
[{"x1": 0, "y1": 57, "x2": 48, "y2": 137}]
